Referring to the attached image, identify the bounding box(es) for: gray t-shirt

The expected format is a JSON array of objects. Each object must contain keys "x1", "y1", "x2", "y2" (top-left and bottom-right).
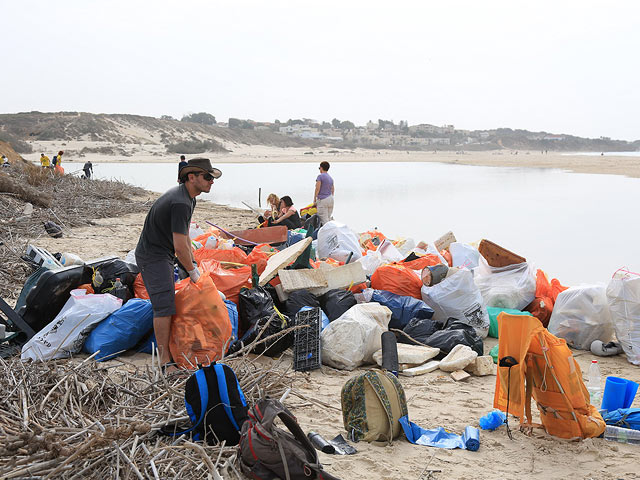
[{"x1": 135, "y1": 184, "x2": 196, "y2": 261}]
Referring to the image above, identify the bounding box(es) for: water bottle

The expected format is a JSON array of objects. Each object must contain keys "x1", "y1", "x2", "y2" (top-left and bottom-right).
[
  {"x1": 588, "y1": 360, "x2": 602, "y2": 407},
  {"x1": 603, "y1": 425, "x2": 640, "y2": 445},
  {"x1": 112, "y1": 277, "x2": 129, "y2": 302}
]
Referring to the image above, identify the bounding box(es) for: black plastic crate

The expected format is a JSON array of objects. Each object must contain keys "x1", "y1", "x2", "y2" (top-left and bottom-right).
[{"x1": 293, "y1": 307, "x2": 322, "y2": 372}]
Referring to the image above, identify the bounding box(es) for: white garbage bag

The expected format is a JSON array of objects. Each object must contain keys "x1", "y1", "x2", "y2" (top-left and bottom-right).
[
  {"x1": 21, "y1": 290, "x2": 123, "y2": 362},
  {"x1": 356, "y1": 249, "x2": 384, "y2": 277},
  {"x1": 124, "y1": 249, "x2": 137, "y2": 265},
  {"x1": 321, "y1": 303, "x2": 392, "y2": 370},
  {"x1": 606, "y1": 271, "x2": 640, "y2": 365},
  {"x1": 421, "y1": 268, "x2": 490, "y2": 338},
  {"x1": 317, "y1": 221, "x2": 363, "y2": 263},
  {"x1": 473, "y1": 257, "x2": 536, "y2": 310},
  {"x1": 449, "y1": 242, "x2": 480, "y2": 269},
  {"x1": 548, "y1": 285, "x2": 614, "y2": 350}
]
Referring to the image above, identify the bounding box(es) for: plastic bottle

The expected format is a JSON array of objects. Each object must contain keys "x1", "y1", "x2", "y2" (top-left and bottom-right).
[
  {"x1": 112, "y1": 277, "x2": 128, "y2": 302},
  {"x1": 205, "y1": 236, "x2": 218, "y2": 249},
  {"x1": 603, "y1": 425, "x2": 640, "y2": 445},
  {"x1": 588, "y1": 360, "x2": 602, "y2": 407}
]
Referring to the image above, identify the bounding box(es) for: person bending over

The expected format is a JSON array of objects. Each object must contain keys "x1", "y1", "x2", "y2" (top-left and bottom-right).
[
  {"x1": 135, "y1": 157, "x2": 222, "y2": 366},
  {"x1": 258, "y1": 193, "x2": 280, "y2": 224},
  {"x1": 269, "y1": 195, "x2": 302, "y2": 229}
]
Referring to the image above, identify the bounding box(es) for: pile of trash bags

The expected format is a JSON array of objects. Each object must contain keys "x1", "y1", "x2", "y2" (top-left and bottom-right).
[{"x1": 15, "y1": 220, "x2": 640, "y2": 370}]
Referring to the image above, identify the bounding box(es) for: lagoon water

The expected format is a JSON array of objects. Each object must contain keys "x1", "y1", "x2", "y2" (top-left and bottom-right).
[{"x1": 65, "y1": 160, "x2": 640, "y2": 286}]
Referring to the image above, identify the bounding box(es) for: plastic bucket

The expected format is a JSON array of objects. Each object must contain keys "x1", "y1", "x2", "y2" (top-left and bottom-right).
[{"x1": 601, "y1": 376, "x2": 640, "y2": 411}]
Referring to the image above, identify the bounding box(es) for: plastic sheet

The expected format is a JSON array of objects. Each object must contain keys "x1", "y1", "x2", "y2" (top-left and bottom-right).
[
  {"x1": 606, "y1": 271, "x2": 640, "y2": 365},
  {"x1": 21, "y1": 290, "x2": 123, "y2": 362},
  {"x1": 421, "y1": 268, "x2": 490, "y2": 338},
  {"x1": 399, "y1": 416, "x2": 480, "y2": 451},
  {"x1": 317, "y1": 221, "x2": 363, "y2": 263},
  {"x1": 548, "y1": 285, "x2": 614, "y2": 350},
  {"x1": 370, "y1": 289, "x2": 434, "y2": 330},
  {"x1": 474, "y1": 257, "x2": 536, "y2": 310},
  {"x1": 83, "y1": 298, "x2": 153, "y2": 361},
  {"x1": 320, "y1": 303, "x2": 392, "y2": 370}
]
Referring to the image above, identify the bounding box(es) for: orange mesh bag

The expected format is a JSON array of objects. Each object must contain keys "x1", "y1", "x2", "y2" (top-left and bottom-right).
[
  {"x1": 133, "y1": 273, "x2": 149, "y2": 299},
  {"x1": 401, "y1": 254, "x2": 442, "y2": 271},
  {"x1": 370, "y1": 264, "x2": 422, "y2": 299},
  {"x1": 194, "y1": 246, "x2": 248, "y2": 265},
  {"x1": 200, "y1": 259, "x2": 251, "y2": 305},
  {"x1": 170, "y1": 271, "x2": 232, "y2": 369},
  {"x1": 494, "y1": 313, "x2": 606, "y2": 440}
]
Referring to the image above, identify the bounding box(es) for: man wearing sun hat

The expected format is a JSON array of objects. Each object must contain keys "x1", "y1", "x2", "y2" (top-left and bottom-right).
[{"x1": 135, "y1": 157, "x2": 222, "y2": 367}]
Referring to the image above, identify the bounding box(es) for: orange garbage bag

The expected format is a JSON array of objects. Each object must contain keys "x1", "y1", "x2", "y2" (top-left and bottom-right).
[
  {"x1": 401, "y1": 254, "x2": 442, "y2": 271},
  {"x1": 550, "y1": 278, "x2": 569, "y2": 303},
  {"x1": 242, "y1": 243, "x2": 274, "y2": 275},
  {"x1": 193, "y1": 228, "x2": 221, "y2": 246},
  {"x1": 440, "y1": 250, "x2": 453, "y2": 267},
  {"x1": 77, "y1": 283, "x2": 95, "y2": 294},
  {"x1": 525, "y1": 296, "x2": 553, "y2": 327},
  {"x1": 194, "y1": 246, "x2": 248, "y2": 265},
  {"x1": 534, "y1": 270, "x2": 552, "y2": 298},
  {"x1": 170, "y1": 271, "x2": 232, "y2": 369},
  {"x1": 133, "y1": 273, "x2": 149, "y2": 299},
  {"x1": 54, "y1": 164, "x2": 64, "y2": 175},
  {"x1": 200, "y1": 259, "x2": 251, "y2": 305},
  {"x1": 370, "y1": 263, "x2": 422, "y2": 299}
]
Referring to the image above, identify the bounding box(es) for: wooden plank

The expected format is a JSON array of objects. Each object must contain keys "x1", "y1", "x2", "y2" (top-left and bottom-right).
[
  {"x1": 259, "y1": 238, "x2": 312, "y2": 286},
  {"x1": 478, "y1": 239, "x2": 526, "y2": 267},
  {"x1": 434, "y1": 231, "x2": 457, "y2": 251},
  {"x1": 220, "y1": 226, "x2": 288, "y2": 246},
  {"x1": 279, "y1": 269, "x2": 328, "y2": 292},
  {"x1": 309, "y1": 262, "x2": 366, "y2": 295}
]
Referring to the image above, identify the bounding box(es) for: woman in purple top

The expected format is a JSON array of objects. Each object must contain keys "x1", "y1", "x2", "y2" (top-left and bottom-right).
[{"x1": 314, "y1": 161, "x2": 334, "y2": 225}]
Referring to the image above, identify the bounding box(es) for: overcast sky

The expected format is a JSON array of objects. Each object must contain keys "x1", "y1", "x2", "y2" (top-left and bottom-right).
[{"x1": 3, "y1": 1, "x2": 639, "y2": 140}]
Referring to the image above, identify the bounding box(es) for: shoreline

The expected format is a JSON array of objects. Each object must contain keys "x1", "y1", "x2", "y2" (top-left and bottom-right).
[{"x1": 22, "y1": 143, "x2": 640, "y2": 179}]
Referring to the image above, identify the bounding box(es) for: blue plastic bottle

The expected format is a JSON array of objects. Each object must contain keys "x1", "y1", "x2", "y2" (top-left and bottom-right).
[{"x1": 479, "y1": 411, "x2": 506, "y2": 431}]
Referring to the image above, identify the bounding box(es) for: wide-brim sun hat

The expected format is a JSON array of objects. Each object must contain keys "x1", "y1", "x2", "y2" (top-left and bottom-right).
[{"x1": 179, "y1": 157, "x2": 222, "y2": 179}]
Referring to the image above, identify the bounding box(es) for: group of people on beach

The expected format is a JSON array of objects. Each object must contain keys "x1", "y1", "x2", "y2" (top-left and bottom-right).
[
  {"x1": 258, "y1": 160, "x2": 335, "y2": 230},
  {"x1": 38, "y1": 150, "x2": 94, "y2": 178}
]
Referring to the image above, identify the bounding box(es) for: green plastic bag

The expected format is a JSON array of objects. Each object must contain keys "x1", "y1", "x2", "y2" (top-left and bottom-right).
[
  {"x1": 487, "y1": 307, "x2": 531, "y2": 339},
  {"x1": 490, "y1": 344, "x2": 499, "y2": 363}
]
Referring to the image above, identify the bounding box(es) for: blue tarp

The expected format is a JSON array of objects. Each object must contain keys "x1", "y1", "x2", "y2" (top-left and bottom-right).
[
  {"x1": 371, "y1": 290, "x2": 434, "y2": 329},
  {"x1": 602, "y1": 408, "x2": 640, "y2": 431},
  {"x1": 399, "y1": 415, "x2": 480, "y2": 451},
  {"x1": 83, "y1": 298, "x2": 154, "y2": 361}
]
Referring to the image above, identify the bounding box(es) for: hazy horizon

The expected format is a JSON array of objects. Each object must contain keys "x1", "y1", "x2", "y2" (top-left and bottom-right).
[{"x1": 3, "y1": 1, "x2": 640, "y2": 141}]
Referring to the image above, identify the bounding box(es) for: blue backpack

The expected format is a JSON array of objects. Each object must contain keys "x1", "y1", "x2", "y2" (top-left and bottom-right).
[{"x1": 162, "y1": 363, "x2": 249, "y2": 445}]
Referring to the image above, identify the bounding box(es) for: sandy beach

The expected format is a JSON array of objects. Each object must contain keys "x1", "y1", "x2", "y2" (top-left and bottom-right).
[
  {"x1": 23, "y1": 141, "x2": 640, "y2": 179},
  {"x1": 28, "y1": 194, "x2": 640, "y2": 480}
]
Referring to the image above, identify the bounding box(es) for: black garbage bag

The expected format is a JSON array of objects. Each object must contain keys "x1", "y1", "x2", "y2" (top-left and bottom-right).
[
  {"x1": 263, "y1": 283, "x2": 287, "y2": 313},
  {"x1": 319, "y1": 289, "x2": 356, "y2": 322},
  {"x1": 423, "y1": 319, "x2": 483, "y2": 359},
  {"x1": 92, "y1": 259, "x2": 139, "y2": 295},
  {"x1": 238, "y1": 287, "x2": 274, "y2": 336},
  {"x1": 398, "y1": 317, "x2": 440, "y2": 345},
  {"x1": 286, "y1": 290, "x2": 320, "y2": 318},
  {"x1": 229, "y1": 313, "x2": 293, "y2": 357}
]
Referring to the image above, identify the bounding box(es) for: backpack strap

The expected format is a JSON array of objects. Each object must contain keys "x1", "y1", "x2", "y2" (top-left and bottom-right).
[
  {"x1": 163, "y1": 369, "x2": 209, "y2": 437},
  {"x1": 213, "y1": 363, "x2": 247, "y2": 431}
]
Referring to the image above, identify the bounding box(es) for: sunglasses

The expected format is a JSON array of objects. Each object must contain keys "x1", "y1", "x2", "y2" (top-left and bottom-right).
[{"x1": 197, "y1": 172, "x2": 215, "y2": 181}]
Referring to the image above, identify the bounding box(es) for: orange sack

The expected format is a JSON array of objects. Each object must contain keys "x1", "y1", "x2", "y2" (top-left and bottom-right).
[
  {"x1": 133, "y1": 273, "x2": 149, "y2": 299},
  {"x1": 200, "y1": 259, "x2": 251, "y2": 305},
  {"x1": 401, "y1": 253, "x2": 442, "y2": 271},
  {"x1": 370, "y1": 263, "x2": 422, "y2": 299},
  {"x1": 242, "y1": 243, "x2": 273, "y2": 275},
  {"x1": 194, "y1": 246, "x2": 248, "y2": 265},
  {"x1": 170, "y1": 270, "x2": 232, "y2": 369}
]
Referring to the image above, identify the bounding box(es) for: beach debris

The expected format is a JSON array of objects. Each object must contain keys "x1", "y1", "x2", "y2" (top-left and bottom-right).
[
  {"x1": 279, "y1": 268, "x2": 328, "y2": 292},
  {"x1": 309, "y1": 261, "x2": 366, "y2": 295},
  {"x1": 464, "y1": 355, "x2": 496, "y2": 376},
  {"x1": 478, "y1": 239, "x2": 526, "y2": 267},
  {"x1": 400, "y1": 360, "x2": 441, "y2": 377},
  {"x1": 450, "y1": 370, "x2": 471, "y2": 382},
  {"x1": 259, "y1": 237, "x2": 312, "y2": 286},
  {"x1": 43, "y1": 220, "x2": 63, "y2": 238},
  {"x1": 439, "y1": 344, "x2": 478, "y2": 372},
  {"x1": 434, "y1": 231, "x2": 456, "y2": 252},
  {"x1": 373, "y1": 343, "x2": 439, "y2": 369}
]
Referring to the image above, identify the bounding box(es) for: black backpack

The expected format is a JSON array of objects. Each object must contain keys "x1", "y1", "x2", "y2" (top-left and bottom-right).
[{"x1": 162, "y1": 363, "x2": 249, "y2": 445}]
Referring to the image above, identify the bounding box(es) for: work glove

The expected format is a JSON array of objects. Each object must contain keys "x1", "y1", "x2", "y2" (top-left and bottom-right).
[{"x1": 188, "y1": 266, "x2": 201, "y2": 283}]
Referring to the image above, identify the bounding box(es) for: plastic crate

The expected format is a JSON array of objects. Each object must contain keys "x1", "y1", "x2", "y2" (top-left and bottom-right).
[{"x1": 293, "y1": 307, "x2": 322, "y2": 372}]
